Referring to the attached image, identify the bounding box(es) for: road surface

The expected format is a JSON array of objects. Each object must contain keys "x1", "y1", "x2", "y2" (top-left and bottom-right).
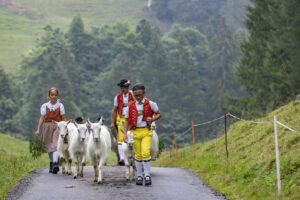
[{"x1": 6, "y1": 166, "x2": 227, "y2": 200}]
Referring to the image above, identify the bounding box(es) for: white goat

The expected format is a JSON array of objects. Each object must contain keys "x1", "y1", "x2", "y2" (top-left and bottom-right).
[
  {"x1": 122, "y1": 130, "x2": 136, "y2": 181},
  {"x1": 87, "y1": 117, "x2": 111, "y2": 184},
  {"x1": 68, "y1": 122, "x2": 88, "y2": 179},
  {"x1": 150, "y1": 121, "x2": 159, "y2": 160},
  {"x1": 55, "y1": 120, "x2": 72, "y2": 175}
]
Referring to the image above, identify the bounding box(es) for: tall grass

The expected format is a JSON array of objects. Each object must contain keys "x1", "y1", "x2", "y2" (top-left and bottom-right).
[
  {"x1": 0, "y1": 134, "x2": 48, "y2": 199},
  {"x1": 154, "y1": 101, "x2": 300, "y2": 200}
]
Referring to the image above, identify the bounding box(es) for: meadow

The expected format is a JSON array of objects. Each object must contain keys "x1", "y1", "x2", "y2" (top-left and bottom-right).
[{"x1": 0, "y1": 0, "x2": 161, "y2": 71}]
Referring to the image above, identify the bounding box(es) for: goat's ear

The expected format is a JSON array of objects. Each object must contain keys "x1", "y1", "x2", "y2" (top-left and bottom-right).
[
  {"x1": 74, "y1": 122, "x2": 78, "y2": 128},
  {"x1": 98, "y1": 116, "x2": 103, "y2": 125},
  {"x1": 86, "y1": 118, "x2": 91, "y2": 126},
  {"x1": 66, "y1": 120, "x2": 72, "y2": 125},
  {"x1": 52, "y1": 120, "x2": 58, "y2": 124}
]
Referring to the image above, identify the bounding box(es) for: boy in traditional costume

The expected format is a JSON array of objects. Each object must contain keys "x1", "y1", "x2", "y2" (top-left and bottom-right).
[
  {"x1": 110, "y1": 80, "x2": 134, "y2": 165},
  {"x1": 123, "y1": 83, "x2": 161, "y2": 186}
]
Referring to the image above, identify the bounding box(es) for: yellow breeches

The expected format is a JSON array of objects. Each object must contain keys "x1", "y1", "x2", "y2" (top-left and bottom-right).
[
  {"x1": 133, "y1": 128, "x2": 153, "y2": 160},
  {"x1": 116, "y1": 115, "x2": 125, "y2": 142}
]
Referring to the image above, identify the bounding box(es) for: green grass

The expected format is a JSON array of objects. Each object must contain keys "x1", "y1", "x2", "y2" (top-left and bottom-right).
[
  {"x1": 0, "y1": 134, "x2": 48, "y2": 199},
  {"x1": 0, "y1": 0, "x2": 166, "y2": 71},
  {"x1": 154, "y1": 101, "x2": 300, "y2": 200}
]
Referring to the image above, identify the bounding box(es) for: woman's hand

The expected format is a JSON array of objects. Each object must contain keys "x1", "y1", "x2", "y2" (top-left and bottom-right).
[{"x1": 35, "y1": 130, "x2": 39, "y2": 137}]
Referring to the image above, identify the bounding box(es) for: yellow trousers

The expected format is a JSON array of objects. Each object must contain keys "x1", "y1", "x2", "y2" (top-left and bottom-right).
[
  {"x1": 116, "y1": 115, "x2": 125, "y2": 142},
  {"x1": 133, "y1": 128, "x2": 153, "y2": 160}
]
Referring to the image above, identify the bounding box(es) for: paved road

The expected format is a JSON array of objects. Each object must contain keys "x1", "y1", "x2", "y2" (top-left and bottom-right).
[{"x1": 7, "y1": 166, "x2": 227, "y2": 200}]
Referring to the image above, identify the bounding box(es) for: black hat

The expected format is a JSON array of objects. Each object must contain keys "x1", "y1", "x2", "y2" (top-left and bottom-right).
[
  {"x1": 75, "y1": 117, "x2": 83, "y2": 123},
  {"x1": 132, "y1": 83, "x2": 145, "y2": 91},
  {"x1": 117, "y1": 79, "x2": 131, "y2": 87}
]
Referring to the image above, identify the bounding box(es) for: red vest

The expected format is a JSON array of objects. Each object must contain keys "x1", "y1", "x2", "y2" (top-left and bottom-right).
[
  {"x1": 45, "y1": 107, "x2": 62, "y2": 122},
  {"x1": 128, "y1": 99, "x2": 153, "y2": 128},
  {"x1": 117, "y1": 92, "x2": 134, "y2": 116}
]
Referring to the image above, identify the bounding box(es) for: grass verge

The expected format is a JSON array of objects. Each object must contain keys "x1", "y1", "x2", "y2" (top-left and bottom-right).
[{"x1": 153, "y1": 101, "x2": 300, "y2": 200}]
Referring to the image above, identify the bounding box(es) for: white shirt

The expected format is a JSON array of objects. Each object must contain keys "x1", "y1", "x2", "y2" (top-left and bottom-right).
[
  {"x1": 114, "y1": 93, "x2": 130, "y2": 115},
  {"x1": 124, "y1": 98, "x2": 159, "y2": 127},
  {"x1": 40, "y1": 101, "x2": 65, "y2": 116}
]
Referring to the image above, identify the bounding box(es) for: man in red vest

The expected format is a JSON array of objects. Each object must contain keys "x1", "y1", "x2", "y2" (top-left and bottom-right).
[
  {"x1": 123, "y1": 83, "x2": 162, "y2": 186},
  {"x1": 110, "y1": 79, "x2": 134, "y2": 166}
]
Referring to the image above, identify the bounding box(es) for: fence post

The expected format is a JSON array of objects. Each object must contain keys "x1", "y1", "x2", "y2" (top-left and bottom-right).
[
  {"x1": 192, "y1": 121, "x2": 196, "y2": 157},
  {"x1": 174, "y1": 132, "x2": 177, "y2": 157},
  {"x1": 224, "y1": 113, "x2": 229, "y2": 159},
  {"x1": 163, "y1": 151, "x2": 165, "y2": 165},
  {"x1": 273, "y1": 116, "x2": 281, "y2": 195},
  {"x1": 172, "y1": 140, "x2": 175, "y2": 157}
]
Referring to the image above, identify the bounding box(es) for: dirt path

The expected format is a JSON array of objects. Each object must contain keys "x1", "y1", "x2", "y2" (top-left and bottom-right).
[{"x1": 6, "y1": 166, "x2": 226, "y2": 200}]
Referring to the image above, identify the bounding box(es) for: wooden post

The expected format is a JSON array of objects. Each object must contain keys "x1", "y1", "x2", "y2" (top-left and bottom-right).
[
  {"x1": 174, "y1": 132, "x2": 177, "y2": 157},
  {"x1": 225, "y1": 113, "x2": 229, "y2": 159},
  {"x1": 192, "y1": 121, "x2": 196, "y2": 157},
  {"x1": 163, "y1": 151, "x2": 165, "y2": 165},
  {"x1": 274, "y1": 116, "x2": 281, "y2": 195},
  {"x1": 172, "y1": 140, "x2": 175, "y2": 157}
]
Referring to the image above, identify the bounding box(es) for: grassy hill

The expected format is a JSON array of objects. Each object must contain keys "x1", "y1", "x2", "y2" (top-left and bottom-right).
[
  {"x1": 154, "y1": 101, "x2": 300, "y2": 200},
  {"x1": 0, "y1": 0, "x2": 163, "y2": 71}
]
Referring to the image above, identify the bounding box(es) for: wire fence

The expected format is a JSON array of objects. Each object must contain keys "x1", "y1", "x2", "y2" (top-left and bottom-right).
[{"x1": 163, "y1": 112, "x2": 300, "y2": 195}]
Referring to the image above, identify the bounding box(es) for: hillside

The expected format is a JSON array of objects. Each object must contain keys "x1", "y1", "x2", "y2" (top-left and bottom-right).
[
  {"x1": 0, "y1": 0, "x2": 160, "y2": 71},
  {"x1": 155, "y1": 101, "x2": 300, "y2": 200}
]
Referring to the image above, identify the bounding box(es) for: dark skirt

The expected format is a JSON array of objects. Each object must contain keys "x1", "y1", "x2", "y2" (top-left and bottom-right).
[{"x1": 41, "y1": 122, "x2": 59, "y2": 153}]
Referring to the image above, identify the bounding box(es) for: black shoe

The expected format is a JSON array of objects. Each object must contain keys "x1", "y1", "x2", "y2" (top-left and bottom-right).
[
  {"x1": 49, "y1": 162, "x2": 53, "y2": 173},
  {"x1": 118, "y1": 160, "x2": 125, "y2": 166},
  {"x1": 136, "y1": 176, "x2": 143, "y2": 186},
  {"x1": 145, "y1": 176, "x2": 152, "y2": 186},
  {"x1": 52, "y1": 162, "x2": 59, "y2": 174}
]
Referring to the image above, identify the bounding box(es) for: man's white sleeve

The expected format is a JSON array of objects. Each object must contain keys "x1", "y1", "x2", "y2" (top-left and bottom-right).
[
  {"x1": 150, "y1": 101, "x2": 159, "y2": 112},
  {"x1": 114, "y1": 96, "x2": 118, "y2": 107}
]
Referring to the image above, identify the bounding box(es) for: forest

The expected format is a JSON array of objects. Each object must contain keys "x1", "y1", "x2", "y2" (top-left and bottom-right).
[{"x1": 0, "y1": 0, "x2": 299, "y2": 146}]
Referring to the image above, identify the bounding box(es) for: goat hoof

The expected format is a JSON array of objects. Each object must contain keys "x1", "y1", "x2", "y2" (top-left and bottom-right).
[
  {"x1": 97, "y1": 181, "x2": 102, "y2": 184},
  {"x1": 73, "y1": 176, "x2": 77, "y2": 179},
  {"x1": 68, "y1": 172, "x2": 72, "y2": 175}
]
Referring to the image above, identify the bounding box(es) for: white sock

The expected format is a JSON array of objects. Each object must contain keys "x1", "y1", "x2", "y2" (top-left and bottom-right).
[
  {"x1": 143, "y1": 160, "x2": 151, "y2": 177},
  {"x1": 135, "y1": 160, "x2": 143, "y2": 177},
  {"x1": 48, "y1": 152, "x2": 53, "y2": 162},
  {"x1": 118, "y1": 143, "x2": 124, "y2": 161},
  {"x1": 53, "y1": 151, "x2": 59, "y2": 163}
]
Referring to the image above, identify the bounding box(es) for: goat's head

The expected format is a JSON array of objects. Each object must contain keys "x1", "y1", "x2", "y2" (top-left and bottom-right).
[
  {"x1": 87, "y1": 117, "x2": 103, "y2": 143},
  {"x1": 54, "y1": 120, "x2": 72, "y2": 140},
  {"x1": 151, "y1": 121, "x2": 156, "y2": 130},
  {"x1": 74, "y1": 121, "x2": 88, "y2": 143},
  {"x1": 127, "y1": 130, "x2": 134, "y2": 147}
]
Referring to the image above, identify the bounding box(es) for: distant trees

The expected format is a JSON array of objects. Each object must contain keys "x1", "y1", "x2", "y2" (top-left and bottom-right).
[{"x1": 227, "y1": 0, "x2": 300, "y2": 117}]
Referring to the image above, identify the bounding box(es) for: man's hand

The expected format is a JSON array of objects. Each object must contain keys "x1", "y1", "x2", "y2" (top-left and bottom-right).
[
  {"x1": 110, "y1": 123, "x2": 115, "y2": 131},
  {"x1": 146, "y1": 117, "x2": 154, "y2": 124},
  {"x1": 123, "y1": 133, "x2": 128, "y2": 143}
]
